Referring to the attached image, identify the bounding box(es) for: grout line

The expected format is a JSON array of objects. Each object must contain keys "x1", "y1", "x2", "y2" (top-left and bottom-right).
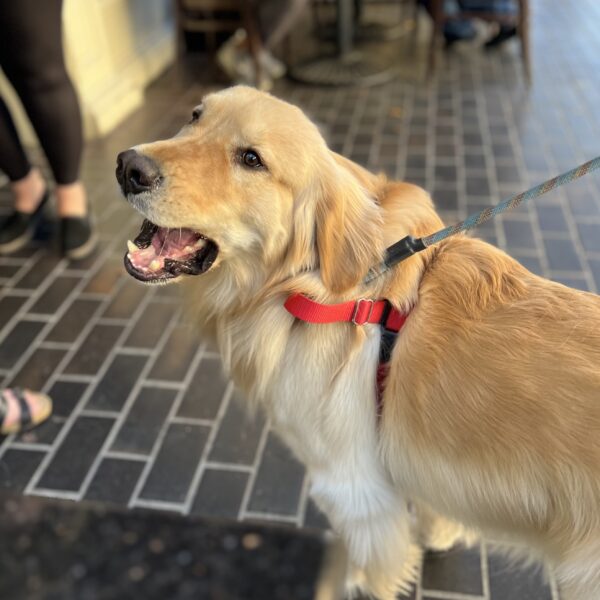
[
  {"x1": 28, "y1": 488, "x2": 79, "y2": 501},
  {"x1": 2, "y1": 288, "x2": 31, "y2": 297},
  {"x1": 395, "y1": 81, "x2": 415, "y2": 182},
  {"x1": 169, "y1": 415, "x2": 214, "y2": 427},
  {"x1": 6, "y1": 442, "x2": 52, "y2": 452},
  {"x1": 480, "y1": 540, "x2": 491, "y2": 600},
  {"x1": 552, "y1": 188, "x2": 598, "y2": 293},
  {"x1": 549, "y1": 568, "x2": 561, "y2": 600},
  {"x1": 475, "y1": 67, "x2": 505, "y2": 252},
  {"x1": 203, "y1": 461, "x2": 253, "y2": 473},
  {"x1": 238, "y1": 421, "x2": 271, "y2": 522},
  {"x1": 121, "y1": 498, "x2": 185, "y2": 514},
  {"x1": 103, "y1": 451, "x2": 148, "y2": 462},
  {"x1": 341, "y1": 88, "x2": 369, "y2": 159},
  {"x1": 0, "y1": 257, "x2": 27, "y2": 266},
  {"x1": 0, "y1": 248, "x2": 46, "y2": 304},
  {"x1": 420, "y1": 591, "x2": 484, "y2": 600},
  {"x1": 1, "y1": 253, "x2": 121, "y2": 391},
  {"x1": 142, "y1": 379, "x2": 186, "y2": 390},
  {"x1": 243, "y1": 511, "x2": 299, "y2": 525},
  {"x1": 0, "y1": 251, "x2": 65, "y2": 347},
  {"x1": 79, "y1": 292, "x2": 111, "y2": 301},
  {"x1": 180, "y1": 381, "x2": 236, "y2": 515},
  {"x1": 20, "y1": 313, "x2": 52, "y2": 323},
  {"x1": 122, "y1": 334, "x2": 208, "y2": 508},
  {"x1": 20, "y1": 268, "x2": 158, "y2": 492},
  {"x1": 80, "y1": 409, "x2": 121, "y2": 419},
  {"x1": 51, "y1": 374, "x2": 96, "y2": 383},
  {"x1": 97, "y1": 317, "x2": 131, "y2": 326},
  {"x1": 37, "y1": 341, "x2": 72, "y2": 350},
  {"x1": 115, "y1": 347, "x2": 154, "y2": 356},
  {"x1": 414, "y1": 544, "x2": 424, "y2": 600},
  {"x1": 295, "y1": 472, "x2": 310, "y2": 528},
  {"x1": 0, "y1": 250, "x2": 125, "y2": 466},
  {"x1": 76, "y1": 307, "x2": 182, "y2": 501}
]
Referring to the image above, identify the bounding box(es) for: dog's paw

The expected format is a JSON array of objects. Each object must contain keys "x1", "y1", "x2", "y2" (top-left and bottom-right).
[
  {"x1": 422, "y1": 516, "x2": 478, "y2": 552},
  {"x1": 344, "y1": 567, "x2": 370, "y2": 599},
  {"x1": 413, "y1": 503, "x2": 478, "y2": 552},
  {"x1": 345, "y1": 542, "x2": 421, "y2": 600}
]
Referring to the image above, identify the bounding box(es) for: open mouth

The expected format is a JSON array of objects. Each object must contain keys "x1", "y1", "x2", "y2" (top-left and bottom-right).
[{"x1": 124, "y1": 219, "x2": 219, "y2": 283}]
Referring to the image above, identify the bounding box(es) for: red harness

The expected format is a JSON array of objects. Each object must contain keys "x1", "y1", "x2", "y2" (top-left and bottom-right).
[{"x1": 284, "y1": 294, "x2": 410, "y2": 417}]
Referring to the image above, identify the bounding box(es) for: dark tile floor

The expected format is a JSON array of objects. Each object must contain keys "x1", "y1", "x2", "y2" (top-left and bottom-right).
[{"x1": 2, "y1": 0, "x2": 600, "y2": 597}]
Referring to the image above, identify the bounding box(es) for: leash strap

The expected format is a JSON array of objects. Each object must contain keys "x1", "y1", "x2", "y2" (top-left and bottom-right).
[{"x1": 365, "y1": 155, "x2": 600, "y2": 283}]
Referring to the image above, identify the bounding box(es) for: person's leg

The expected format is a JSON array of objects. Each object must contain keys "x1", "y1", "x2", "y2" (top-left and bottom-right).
[
  {"x1": 0, "y1": 0, "x2": 86, "y2": 217},
  {"x1": 0, "y1": 96, "x2": 47, "y2": 215},
  {"x1": 260, "y1": 0, "x2": 309, "y2": 51},
  {"x1": 483, "y1": 0, "x2": 518, "y2": 48},
  {"x1": 0, "y1": 96, "x2": 31, "y2": 183},
  {"x1": 444, "y1": 0, "x2": 477, "y2": 45},
  {"x1": 0, "y1": 93, "x2": 48, "y2": 253}
]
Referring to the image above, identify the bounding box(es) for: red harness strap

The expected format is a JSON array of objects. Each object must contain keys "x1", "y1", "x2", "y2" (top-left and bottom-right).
[{"x1": 284, "y1": 294, "x2": 409, "y2": 417}]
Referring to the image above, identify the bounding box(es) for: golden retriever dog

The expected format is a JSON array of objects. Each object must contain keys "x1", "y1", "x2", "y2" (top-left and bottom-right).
[{"x1": 116, "y1": 86, "x2": 600, "y2": 600}]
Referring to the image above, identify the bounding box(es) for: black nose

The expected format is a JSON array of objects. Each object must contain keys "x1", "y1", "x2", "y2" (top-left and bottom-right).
[{"x1": 116, "y1": 149, "x2": 162, "y2": 195}]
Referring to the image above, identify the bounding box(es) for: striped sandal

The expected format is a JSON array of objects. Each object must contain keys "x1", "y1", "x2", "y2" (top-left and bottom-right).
[{"x1": 0, "y1": 388, "x2": 52, "y2": 435}]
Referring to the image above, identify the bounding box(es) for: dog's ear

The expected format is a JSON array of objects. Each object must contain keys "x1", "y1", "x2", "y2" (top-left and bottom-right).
[{"x1": 315, "y1": 162, "x2": 383, "y2": 294}]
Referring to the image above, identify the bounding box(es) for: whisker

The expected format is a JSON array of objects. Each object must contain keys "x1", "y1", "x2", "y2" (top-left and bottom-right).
[{"x1": 159, "y1": 228, "x2": 169, "y2": 257}]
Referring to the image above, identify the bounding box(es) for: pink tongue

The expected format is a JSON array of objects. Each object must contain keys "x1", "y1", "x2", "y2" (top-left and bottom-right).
[
  {"x1": 128, "y1": 227, "x2": 204, "y2": 271},
  {"x1": 154, "y1": 228, "x2": 200, "y2": 253}
]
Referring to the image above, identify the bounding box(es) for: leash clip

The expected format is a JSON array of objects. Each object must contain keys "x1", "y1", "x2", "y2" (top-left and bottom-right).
[{"x1": 352, "y1": 298, "x2": 375, "y2": 325}]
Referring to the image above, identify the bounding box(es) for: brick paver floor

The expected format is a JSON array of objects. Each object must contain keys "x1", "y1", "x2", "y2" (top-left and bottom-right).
[{"x1": 1, "y1": 0, "x2": 599, "y2": 597}]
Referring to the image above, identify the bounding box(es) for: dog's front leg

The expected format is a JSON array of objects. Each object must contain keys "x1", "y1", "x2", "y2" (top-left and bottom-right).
[{"x1": 311, "y1": 471, "x2": 422, "y2": 600}]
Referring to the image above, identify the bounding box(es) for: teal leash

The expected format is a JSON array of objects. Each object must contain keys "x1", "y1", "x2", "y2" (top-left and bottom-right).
[{"x1": 364, "y1": 155, "x2": 600, "y2": 284}]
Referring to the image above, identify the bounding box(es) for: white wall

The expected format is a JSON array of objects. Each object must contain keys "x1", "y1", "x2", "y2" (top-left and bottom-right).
[{"x1": 0, "y1": 0, "x2": 175, "y2": 144}]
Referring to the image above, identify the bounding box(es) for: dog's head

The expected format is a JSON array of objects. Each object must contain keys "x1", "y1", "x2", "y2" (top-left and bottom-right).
[{"x1": 117, "y1": 86, "x2": 385, "y2": 301}]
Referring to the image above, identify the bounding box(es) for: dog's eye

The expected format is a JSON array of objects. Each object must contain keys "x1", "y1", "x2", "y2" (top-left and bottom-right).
[
  {"x1": 190, "y1": 105, "x2": 203, "y2": 123},
  {"x1": 242, "y1": 149, "x2": 263, "y2": 169}
]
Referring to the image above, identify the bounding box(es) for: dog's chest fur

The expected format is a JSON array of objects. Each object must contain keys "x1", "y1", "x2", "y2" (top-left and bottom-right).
[{"x1": 219, "y1": 303, "x2": 406, "y2": 536}]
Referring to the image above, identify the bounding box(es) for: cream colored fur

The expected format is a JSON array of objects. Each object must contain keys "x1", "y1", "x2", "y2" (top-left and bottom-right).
[{"x1": 123, "y1": 86, "x2": 600, "y2": 600}]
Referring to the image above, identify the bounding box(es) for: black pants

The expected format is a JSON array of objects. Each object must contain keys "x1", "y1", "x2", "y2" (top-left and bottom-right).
[{"x1": 0, "y1": 0, "x2": 82, "y2": 184}]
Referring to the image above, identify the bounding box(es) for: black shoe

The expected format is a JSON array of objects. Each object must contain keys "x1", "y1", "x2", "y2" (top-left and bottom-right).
[
  {"x1": 0, "y1": 190, "x2": 49, "y2": 255},
  {"x1": 484, "y1": 25, "x2": 517, "y2": 49},
  {"x1": 60, "y1": 215, "x2": 97, "y2": 260}
]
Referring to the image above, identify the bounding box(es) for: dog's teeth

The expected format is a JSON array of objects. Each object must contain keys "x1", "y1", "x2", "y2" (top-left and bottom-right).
[
  {"x1": 184, "y1": 245, "x2": 194, "y2": 253},
  {"x1": 127, "y1": 240, "x2": 137, "y2": 253},
  {"x1": 149, "y1": 259, "x2": 161, "y2": 271},
  {"x1": 194, "y1": 238, "x2": 206, "y2": 248}
]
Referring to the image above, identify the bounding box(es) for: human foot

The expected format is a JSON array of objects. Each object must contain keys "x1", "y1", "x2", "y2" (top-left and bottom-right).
[
  {"x1": 56, "y1": 181, "x2": 87, "y2": 218},
  {"x1": 11, "y1": 168, "x2": 46, "y2": 214},
  {"x1": 0, "y1": 388, "x2": 52, "y2": 435},
  {"x1": 55, "y1": 181, "x2": 97, "y2": 259},
  {"x1": 0, "y1": 169, "x2": 49, "y2": 254}
]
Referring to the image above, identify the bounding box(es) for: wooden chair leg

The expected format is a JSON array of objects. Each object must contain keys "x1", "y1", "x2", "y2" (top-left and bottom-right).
[
  {"x1": 175, "y1": 0, "x2": 186, "y2": 57},
  {"x1": 410, "y1": 0, "x2": 420, "y2": 51},
  {"x1": 207, "y1": 29, "x2": 217, "y2": 54},
  {"x1": 518, "y1": 0, "x2": 532, "y2": 85},
  {"x1": 428, "y1": 0, "x2": 444, "y2": 80}
]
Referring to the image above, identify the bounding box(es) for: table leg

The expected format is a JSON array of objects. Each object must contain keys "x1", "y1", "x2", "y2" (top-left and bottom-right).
[
  {"x1": 338, "y1": 0, "x2": 354, "y2": 57},
  {"x1": 289, "y1": 0, "x2": 399, "y2": 86}
]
